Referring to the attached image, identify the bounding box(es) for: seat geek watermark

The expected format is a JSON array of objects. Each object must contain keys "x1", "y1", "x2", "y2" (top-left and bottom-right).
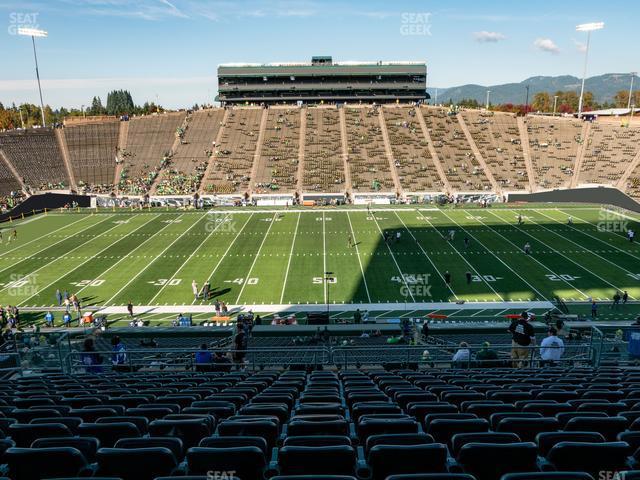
[
  {"x1": 596, "y1": 208, "x2": 628, "y2": 233},
  {"x1": 8, "y1": 12, "x2": 40, "y2": 35},
  {"x1": 400, "y1": 12, "x2": 432, "y2": 36},
  {"x1": 207, "y1": 472, "x2": 236, "y2": 480},
  {"x1": 204, "y1": 212, "x2": 238, "y2": 234}
]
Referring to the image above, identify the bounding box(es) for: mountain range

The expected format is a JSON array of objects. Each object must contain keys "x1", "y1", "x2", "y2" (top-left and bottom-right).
[{"x1": 428, "y1": 73, "x2": 638, "y2": 105}]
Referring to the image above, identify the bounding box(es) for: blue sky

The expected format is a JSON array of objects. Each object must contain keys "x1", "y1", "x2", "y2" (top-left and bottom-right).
[{"x1": 0, "y1": 0, "x2": 637, "y2": 109}]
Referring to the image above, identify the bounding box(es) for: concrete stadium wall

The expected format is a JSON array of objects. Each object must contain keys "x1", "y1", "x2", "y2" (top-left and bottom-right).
[
  {"x1": 0, "y1": 192, "x2": 91, "y2": 223},
  {"x1": 508, "y1": 187, "x2": 640, "y2": 213}
]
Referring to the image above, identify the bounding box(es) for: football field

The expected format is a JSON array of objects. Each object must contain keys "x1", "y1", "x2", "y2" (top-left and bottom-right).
[{"x1": 1, "y1": 205, "x2": 640, "y2": 315}]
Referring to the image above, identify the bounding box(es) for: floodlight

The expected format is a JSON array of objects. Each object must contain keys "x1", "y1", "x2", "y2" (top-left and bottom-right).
[
  {"x1": 576, "y1": 22, "x2": 604, "y2": 32},
  {"x1": 18, "y1": 27, "x2": 48, "y2": 37}
]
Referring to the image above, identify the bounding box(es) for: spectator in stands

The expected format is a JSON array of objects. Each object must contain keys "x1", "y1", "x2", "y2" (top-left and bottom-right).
[
  {"x1": 452, "y1": 341, "x2": 471, "y2": 368},
  {"x1": 421, "y1": 320, "x2": 429, "y2": 340},
  {"x1": 195, "y1": 343, "x2": 212, "y2": 371},
  {"x1": 233, "y1": 327, "x2": 247, "y2": 369},
  {"x1": 353, "y1": 309, "x2": 362, "y2": 324},
  {"x1": 540, "y1": 327, "x2": 565, "y2": 367},
  {"x1": 81, "y1": 338, "x2": 103, "y2": 374},
  {"x1": 44, "y1": 311, "x2": 54, "y2": 327},
  {"x1": 476, "y1": 341, "x2": 499, "y2": 368},
  {"x1": 509, "y1": 312, "x2": 535, "y2": 368},
  {"x1": 212, "y1": 350, "x2": 232, "y2": 372},
  {"x1": 111, "y1": 335, "x2": 127, "y2": 369}
]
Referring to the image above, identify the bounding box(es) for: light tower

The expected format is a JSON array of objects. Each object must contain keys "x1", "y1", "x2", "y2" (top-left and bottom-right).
[
  {"x1": 575, "y1": 22, "x2": 604, "y2": 118},
  {"x1": 18, "y1": 27, "x2": 48, "y2": 128}
]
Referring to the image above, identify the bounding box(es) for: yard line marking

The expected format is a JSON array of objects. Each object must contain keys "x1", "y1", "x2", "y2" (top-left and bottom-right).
[
  {"x1": 148, "y1": 213, "x2": 231, "y2": 305},
  {"x1": 280, "y1": 212, "x2": 301, "y2": 304},
  {"x1": 369, "y1": 212, "x2": 416, "y2": 302},
  {"x1": 470, "y1": 309, "x2": 487, "y2": 317},
  {"x1": 438, "y1": 209, "x2": 550, "y2": 300},
  {"x1": 0, "y1": 215, "x2": 97, "y2": 275},
  {"x1": 0, "y1": 214, "x2": 116, "y2": 294},
  {"x1": 467, "y1": 211, "x2": 589, "y2": 299},
  {"x1": 236, "y1": 213, "x2": 277, "y2": 304},
  {"x1": 0, "y1": 214, "x2": 92, "y2": 259},
  {"x1": 18, "y1": 214, "x2": 158, "y2": 306},
  {"x1": 410, "y1": 210, "x2": 501, "y2": 301},
  {"x1": 104, "y1": 213, "x2": 198, "y2": 304},
  {"x1": 323, "y1": 211, "x2": 328, "y2": 305},
  {"x1": 553, "y1": 208, "x2": 640, "y2": 261},
  {"x1": 196, "y1": 214, "x2": 254, "y2": 305},
  {"x1": 399, "y1": 309, "x2": 418, "y2": 318},
  {"x1": 346, "y1": 211, "x2": 371, "y2": 303},
  {"x1": 527, "y1": 209, "x2": 638, "y2": 296},
  {"x1": 487, "y1": 209, "x2": 627, "y2": 296}
]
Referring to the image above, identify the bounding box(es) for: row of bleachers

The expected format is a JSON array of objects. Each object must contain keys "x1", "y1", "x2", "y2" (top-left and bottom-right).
[
  {"x1": 203, "y1": 107, "x2": 262, "y2": 195},
  {"x1": 118, "y1": 113, "x2": 186, "y2": 195},
  {"x1": 422, "y1": 107, "x2": 493, "y2": 192},
  {"x1": 461, "y1": 110, "x2": 529, "y2": 191},
  {"x1": 345, "y1": 106, "x2": 396, "y2": 192},
  {"x1": 154, "y1": 109, "x2": 225, "y2": 195},
  {"x1": 0, "y1": 128, "x2": 69, "y2": 191},
  {"x1": 579, "y1": 122, "x2": 640, "y2": 186},
  {"x1": 63, "y1": 121, "x2": 119, "y2": 192},
  {"x1": 525, "y1": 116, "x2": 583, "y2": 190},
  {"x1": 2, "y1": 367, "x2": 640, "y2": 479},
  {"x1": 384, "y1": 106, "x2": 443, "y2": 192},
  {"x1": 0, "y1": 155, "x2": 22, "y2": 196},
  {"x1": 302, "y1": 107, "x2": 345, "y2": 193},
  {"x1": 253, "y1": 108, "x2": 301, "y2": 193}
]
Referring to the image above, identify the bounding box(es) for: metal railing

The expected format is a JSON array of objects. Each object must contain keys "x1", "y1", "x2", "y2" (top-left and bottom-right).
[{"x1": 61, "y1": 341, "x2": 595, "y2": 374}]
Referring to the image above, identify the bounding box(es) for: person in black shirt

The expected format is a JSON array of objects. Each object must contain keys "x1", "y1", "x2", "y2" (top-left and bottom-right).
[
  {"x1": 233, "y1": 328, "x2": 247, "y2": 369},
  {"x1": 508, "y1": 312, "x2": 535, "y2": 368},
  {"x1": 465, "y1": 271, "x2": 472, "y2": 284},
  {"x1": 444, "y1": 271, "x2": 451, "y2": 285}
]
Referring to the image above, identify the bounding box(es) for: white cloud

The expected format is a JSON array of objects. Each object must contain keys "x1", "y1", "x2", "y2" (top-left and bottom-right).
[
  {"x1": 473, "y1": 31, "x2": 506, "y2": 43},
  {"x1": 573, "y1": 39, "x2": 587, "y2": 53},
  {"x1": 534, "y1": 38, "x2": 560, "y2": 54}
]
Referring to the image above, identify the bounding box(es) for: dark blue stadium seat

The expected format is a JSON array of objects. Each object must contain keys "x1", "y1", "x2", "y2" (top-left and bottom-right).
[
  {"x1": 96, "y1": 446, "x2": 179, "y2": 480},
  {"x1": 367, "y1": 444, "x2": 448, "y2": 480},
  {"x1": 5, "y1": 446, "x2": 90, "y2": 480},
  {"x1": 547, "y1": 441, "x2": 631, "y2": 476},
  {"x1": 457, "y1": 442, "x2": 539, "y2": 480},
  {"x1": 187, "y1": 445, "x2": 267, "y2": 478},
  {"x1": 278, "y1": 445, "x2": 356, "y2": 477}
]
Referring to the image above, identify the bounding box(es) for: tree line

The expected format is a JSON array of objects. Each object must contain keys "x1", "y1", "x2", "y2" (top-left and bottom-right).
[
  {"x1": 448, "y1": 89, "x2": 640, "y2": 116},
  {"x1": 0, "y1": 89, "x2": 166, "y2": 130}
]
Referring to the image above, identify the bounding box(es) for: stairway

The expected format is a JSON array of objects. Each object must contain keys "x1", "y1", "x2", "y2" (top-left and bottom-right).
[
  {"x1": 516, "y1": 117, "x2": 536, "y2": 192},
  {"x1": 338, "y1": 108, "x2": 353, "y2": 198},
  {"x1": 55, "y1": 129, "x2": 77, "y2": 191},
  {"x1": 378, "y1": 108, "x2": 403, "y2": 196},
  {"x1": 415, "y1": 108, "x2": 451, "y2": 193}
]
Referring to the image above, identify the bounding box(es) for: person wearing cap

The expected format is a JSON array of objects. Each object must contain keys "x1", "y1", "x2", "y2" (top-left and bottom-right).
[
  {"x1": 476, "y1": 341, "x2": 499, "y2": 368},
  {"x1": 540, "y1": 327, "x2": 565, "y2": 367},
  {"x1": 508, "y1": 311, "x2": 536, "y2": 368}
]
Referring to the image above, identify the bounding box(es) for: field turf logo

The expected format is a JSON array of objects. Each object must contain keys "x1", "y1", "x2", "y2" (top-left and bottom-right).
[
  {"x1": 8, "y1": 12, "x2": 40, "y2": 35},
  {"x1": 596, "y1": 209, "x2": 628, "y2": 233},
  {"x1": 400, "y1": 12, "x2": 432, "y2": 36},
  {"x1": 205, "y1": 212, "x2": 238, "y2": 234},
  {"x1": 5, "y1": 273, "x2": 39, "y2": 297}
]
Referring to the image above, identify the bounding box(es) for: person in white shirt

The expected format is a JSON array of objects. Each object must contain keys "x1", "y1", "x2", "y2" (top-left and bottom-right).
[
  {"x1": 540, "y1": 327, "x2": 565, "y2": 366},
  {"x1": 452, "y1": 342, "x2": 471, "y2": 368}
]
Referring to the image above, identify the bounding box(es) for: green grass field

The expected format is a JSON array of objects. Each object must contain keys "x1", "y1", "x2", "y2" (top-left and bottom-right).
[{"x1": 1, "y1": 204, "x2": 639, "y2": 318}]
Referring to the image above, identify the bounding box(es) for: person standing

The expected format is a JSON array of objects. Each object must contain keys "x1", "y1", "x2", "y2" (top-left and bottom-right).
[
  {"x1": 591, "y1": 301, "x2": 598, "y2": 319},
  {"x1": 55, "y1": 289, "x2": 62, "y2": 307},
  {"x1": 81, "y1": 338, "x2": 103, "y2": 374},
  {"x1": 623, "y1": 291, "x2": 629, "y2": 306},
  {"x1": 524, "y1": 242, "x2": 531, "y2": 255},
  {"x1": 111, "y1": 336, "x2": 127, "y2": 370},
  {"x1": 540, "y1": 327, "x2": 565, "y2": 367},
  {"x1": 508, "y1": 312, "x2": 535, "y2": 368},
  {"x1": 192, "y1": 280, "x2": 199, "y2": 301},
  {"x1": 465, "y1": 271, "x2": 472, "y2": 284},
  {"x1": 127, "y1": 300, "x2": 134, "y2": 318},
  {"x1": 353, "y1": 308, "x2": 362, "y2": 324},
  {"x1": 44, "y1": 311, "x2": 54, "y2": 327},
  {"x1": 202, "y1": 280, "x2": 210, "y2": 301},
  {"x1": 444, "y1": 271, "x2": 451, "y2": 286}
]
